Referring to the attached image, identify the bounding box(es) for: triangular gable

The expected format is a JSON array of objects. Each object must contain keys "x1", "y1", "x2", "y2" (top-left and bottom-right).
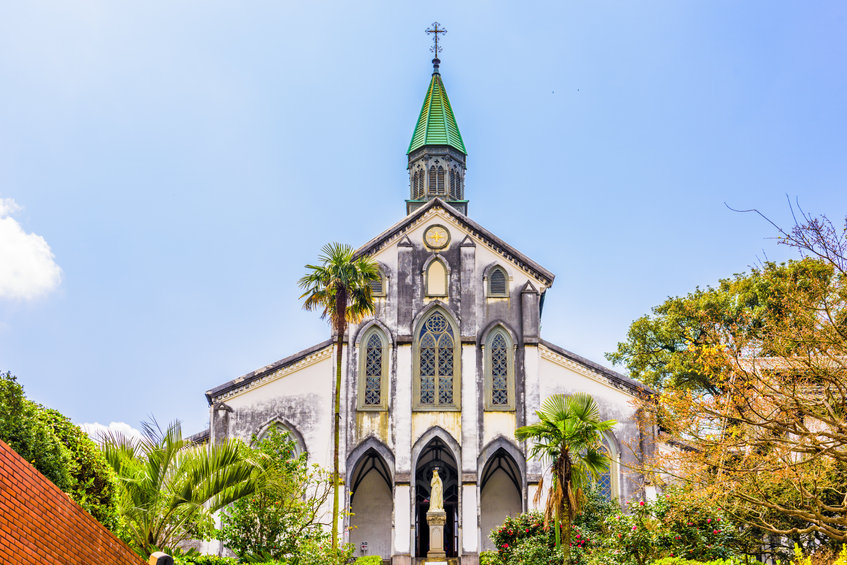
[
  {"x1": 356, "y1": 198, "x2": 555, "y2": 288},
  {"x1": 206, "y1": 339, "x2": 333, "y2": 404}
]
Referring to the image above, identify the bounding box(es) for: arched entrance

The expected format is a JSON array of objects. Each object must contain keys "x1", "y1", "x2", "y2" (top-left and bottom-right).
[
  {"x1": 415, "y1": 437, "x2": 458, "y2": 558},
  {"x1": 349, "y1": 449, "x2": 393, "y2": 559},
  {"x1": 480, "y1": 448, "x2": 522, "y2": 551}
]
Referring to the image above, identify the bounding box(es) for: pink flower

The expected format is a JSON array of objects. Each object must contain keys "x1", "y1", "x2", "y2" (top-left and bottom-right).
[
  {"x1": 707, "y1": 518, "x2": 712, "y2": 523},
  {"x1": 713, "y1": 529, "x2": 719, "y2": 534},
  {"x1": 503, "y1": 543, "x2": 509, "y2": 549},
  {"x1": 639, "y1": 501, "x2": 645, "y2": 506},
  {"x1": 632, "y1": 526, "x2": 637, "y2": 531}
]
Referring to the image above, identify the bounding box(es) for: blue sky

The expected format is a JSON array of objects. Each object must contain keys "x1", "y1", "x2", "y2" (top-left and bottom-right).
[{"x1": 1, "y1": 1, "x2": 846, "y2": 435}]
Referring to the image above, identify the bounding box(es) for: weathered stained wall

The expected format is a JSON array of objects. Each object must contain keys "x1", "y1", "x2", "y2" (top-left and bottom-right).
[{"x1": 204, "y1": 203, "x2": 653, "y2": 564}]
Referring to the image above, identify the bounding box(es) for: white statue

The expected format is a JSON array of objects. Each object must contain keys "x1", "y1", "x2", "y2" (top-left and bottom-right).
[{"x1": 429, "y1": 468, "x2": 444, "y2": 512}]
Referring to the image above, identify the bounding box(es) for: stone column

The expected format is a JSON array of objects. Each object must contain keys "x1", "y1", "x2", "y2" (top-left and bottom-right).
[{"x1": 426, "y1": 509, "x2": 447, "y2": 560}]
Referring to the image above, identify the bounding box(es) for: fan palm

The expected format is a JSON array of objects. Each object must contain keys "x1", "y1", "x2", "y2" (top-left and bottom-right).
[
  {"x1": 298, "y1": 242, "x2": 379, "y2": 550},
  {"x1": 100, "y1": 419, "x2": 260, "y2": 555},
  {"x1": 515, "y1": 393, "x2": 616, "y2": 564}
]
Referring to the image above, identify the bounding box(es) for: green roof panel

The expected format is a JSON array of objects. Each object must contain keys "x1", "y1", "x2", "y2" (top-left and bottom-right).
[{"x1": 407, "y1": 73, "x2": 466, "y2": 155}]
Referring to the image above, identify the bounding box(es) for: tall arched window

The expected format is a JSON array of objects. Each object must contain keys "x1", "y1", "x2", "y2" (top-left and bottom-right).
[
  {"x1": 595, "y1": 435, "x2": 620, "y2": 500},
  {"x1": 429, "y1": 166, "x2": 437, "y2": 194},
  {"x1": 436, "y1": 166, "x2": 445, "y2": 195},
  {"x1": 484, "y1": 328, "x2": 515, "y2": 410},
  {"x1": 415, "y1": 311, "x2": 459, "y2": 409},
  {"x1": 358, "y1": 329, "x2": 388, "y2": 410}
]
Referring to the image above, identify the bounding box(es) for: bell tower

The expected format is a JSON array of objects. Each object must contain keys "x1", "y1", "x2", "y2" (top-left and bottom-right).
[{"x1": 406, "y1": 23, "x2": 468, "y2": 215}]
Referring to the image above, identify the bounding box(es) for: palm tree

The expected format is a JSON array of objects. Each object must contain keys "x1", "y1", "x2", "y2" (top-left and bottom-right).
[
  {"x1": 298, "y1": 242, "x2": 379, "y2": 551},
  {"x1": 100, "y1": 419, "x2": 260, "y2": 555},
  {"x1": 515, "y1": 393, "x2": 616, "y2": 564}
]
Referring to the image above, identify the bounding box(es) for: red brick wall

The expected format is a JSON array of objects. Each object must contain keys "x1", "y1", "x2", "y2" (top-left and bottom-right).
[{"x1": 0, "y1": 438, "x2": 147, "y2": 565}]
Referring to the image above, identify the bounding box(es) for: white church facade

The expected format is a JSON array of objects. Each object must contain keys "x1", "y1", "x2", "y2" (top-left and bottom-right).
[{"x1": 203, "y1": 53, "x2": 651, "y2": 565}]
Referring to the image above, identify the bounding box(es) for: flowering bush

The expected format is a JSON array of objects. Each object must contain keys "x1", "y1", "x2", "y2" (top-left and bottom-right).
[
  {"x1": 488, "y1": 511, "x2": 568, "y2": 564},
  {"x1": 598, "y1": 489, "x2": 741, "y2": 565}
]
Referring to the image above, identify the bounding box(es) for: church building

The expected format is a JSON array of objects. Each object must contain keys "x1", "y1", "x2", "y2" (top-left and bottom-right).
[{"x1": 204, "y1": 47, "x2": 650, "y2": 565}]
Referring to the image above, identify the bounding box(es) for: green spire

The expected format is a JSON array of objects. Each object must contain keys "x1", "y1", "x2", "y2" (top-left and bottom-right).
[{"x1": 407, "y1": 67, "x2": 466, "y2": 155}]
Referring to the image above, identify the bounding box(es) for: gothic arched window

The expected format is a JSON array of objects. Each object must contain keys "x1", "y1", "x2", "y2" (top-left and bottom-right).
[
  {"x1": 484, "y1": 328, "x2": 515, "y2": 411},
  {"x1": 429, "y1": 166, "x2": 437, "y2": 195},
  {"x1": 436, "y1": 166, "x2": 445, "y2": 195},
  {"x1": 488, "y1": 267, "x2": 508, "y2": 297},
  {"x1": 426, "y1": 258, "x2": 448, "y2": 297},
  {"x1": 415, "y1": 311, "x2": 459, "y2": 409},
  {"x1": 358, "y1": 329, "x2": 388, "y2": 410},
  {"x1": 595, "y1": 434, "x2": 620, "y2": 500}
]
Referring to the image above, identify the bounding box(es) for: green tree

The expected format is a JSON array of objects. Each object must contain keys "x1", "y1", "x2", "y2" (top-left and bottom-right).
[
  {"x1": 100, "y1": 419, "x2": 260, "y2": 555},
  {"x1": 605, "y1": 258, "x2": 834, "y2": 394},
  {"x1": 608, "y1": 211, "x2": 847, "y2": 549},
  {"x1": 218, "y1": 427, "x2": 334, "y2": 560},
  {"x1": 0, "y1": 371, "x2": 71, "y2": 488},
  {"x1": 298, "y1": 242, "x2": 379, "y2": 551},
  {"x1": 0, "y1": 372, "x2": 123, "y2": 532},
  {"x1": 515, "y1": 393, "x2": 616, "y2": 564}
]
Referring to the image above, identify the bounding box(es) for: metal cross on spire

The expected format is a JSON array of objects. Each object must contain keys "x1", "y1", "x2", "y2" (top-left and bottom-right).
[{"x1": 426, "y1": 22, "x2": 447, "y2": 58}]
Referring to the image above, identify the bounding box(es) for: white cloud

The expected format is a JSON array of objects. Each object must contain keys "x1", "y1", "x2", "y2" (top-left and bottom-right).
[
  {"x1": 80, "y1": 421, "x2": 145, "y2": 444},
  {"x1": 0, "y1": 198, "x2": 62, "y2": 301}
]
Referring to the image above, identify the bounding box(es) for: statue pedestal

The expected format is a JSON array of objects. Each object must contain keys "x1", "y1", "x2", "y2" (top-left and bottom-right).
[{"x1": 426, "y1": 509, "x2": 447, "y2": 560}]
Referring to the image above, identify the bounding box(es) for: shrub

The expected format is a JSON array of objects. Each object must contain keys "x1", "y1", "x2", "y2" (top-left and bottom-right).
[
  {"x1": 0, "y1": 372, "x2": 124, "y2": 534},
  {"x1": 173, "y1": 556, "x2": 237, "y2": 565},
  {"x1": 479, "y1": 550, "x2": 499, "y2": 565},
  {"x1": 217, "y1": 427, "x2": 334, "y2": 561},
  {"x1": 39, "y1": 408, "x2": 123, "y2": 533},
  {"x1": 353, "y1": 556, "x2": 383, "y2": 565},
  {"x1": 0, "y1": 371, "x2": 71, "y2": 489}
]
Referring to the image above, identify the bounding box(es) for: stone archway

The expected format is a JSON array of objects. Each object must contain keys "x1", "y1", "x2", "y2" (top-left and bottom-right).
[
  {"x1": 414, "y1": 437, "x2": 459, "y2": 558},
  {"x1": 348, "y1": 449, "x2": 393, "y2": 560},
  {"x1": 479, "y1": 448, "x2": 522, "y2": 551}
]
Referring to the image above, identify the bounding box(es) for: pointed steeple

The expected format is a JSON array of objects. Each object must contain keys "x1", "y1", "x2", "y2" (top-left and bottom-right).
[
  {"x1": 407, "y1": 61, "x2": 467, "y2": 156},
  {"x1": 406, "y1": 44, "x2": 469, "y2": 216}
]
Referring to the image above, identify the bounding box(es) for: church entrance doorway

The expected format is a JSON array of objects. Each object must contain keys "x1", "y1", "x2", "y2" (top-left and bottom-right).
[
  {"x1": 414, "y1": 437, "x2": 458, "y2": 558},
  {"x1": 349, "y1": 449, "x2": 393, "y2": 560}
]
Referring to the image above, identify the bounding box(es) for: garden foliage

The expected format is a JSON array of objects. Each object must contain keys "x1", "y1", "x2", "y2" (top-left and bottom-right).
[
  {"x1": 488, "y1": 486, "x2": 758, "y2": 565},
  {"x1": 608, "y1": 210, "x2": 847, "y2": 547},
  {"x1": 0, "y1": 371, "x2": 123, "y2": 532},
  {"x1": 217, "y1": 427, "x2": 340, "y2": 563}
]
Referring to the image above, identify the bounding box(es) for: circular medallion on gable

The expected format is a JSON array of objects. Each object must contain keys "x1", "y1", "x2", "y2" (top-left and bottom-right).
[{"x1": 424, "y1": 224, "x2": 450, "y2": 250}]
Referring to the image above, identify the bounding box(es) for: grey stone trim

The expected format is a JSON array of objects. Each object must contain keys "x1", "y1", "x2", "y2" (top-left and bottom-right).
[
  {"x1": 354, "y1": 198, "x2": 555, "y2": 287},
  {"x1": 538, "y1": 339, "x2": 651, "y2": 394},
  {"x1": 205, "y1": 339, "x2": 334, "y2": 403},
  {"x1": 345, "y1": 436, "x2": 396, "y2": 486}
]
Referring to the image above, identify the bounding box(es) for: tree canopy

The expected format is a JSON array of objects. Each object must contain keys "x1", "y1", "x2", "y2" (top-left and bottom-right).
[{"x1": 609, "y1": 211, "x2": 847, "y2": 548}]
